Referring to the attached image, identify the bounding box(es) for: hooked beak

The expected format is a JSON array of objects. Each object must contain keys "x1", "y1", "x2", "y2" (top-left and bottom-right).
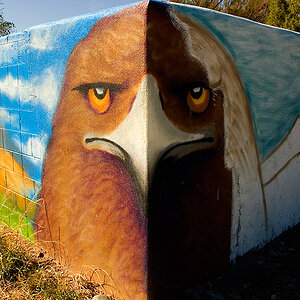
[{"x1": 82, "y1": 75, "x2": 216, "y2": 214}]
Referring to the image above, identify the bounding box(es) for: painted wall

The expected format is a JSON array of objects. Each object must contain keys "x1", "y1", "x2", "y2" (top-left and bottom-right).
[{"x1": 0, "y1": 1, "x2": 299, "y2": 299}]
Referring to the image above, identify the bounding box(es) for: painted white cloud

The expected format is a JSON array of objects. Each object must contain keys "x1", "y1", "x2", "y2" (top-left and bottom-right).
[
  {"x1": 0, "y1": 109, "x2": 11, "y2": 121},
  {"x1": 30, "y1": 28, "x2": 58, "y2": 51},
  {"x1": 29, "y1": 21, "x2": 75, "y2": 51},
  {"x1": 11, "y1": 135, "x2": 21, "y2": 152},
  {"x1": 13, "y1": 133, "x2": 48, "y2": 163},
  {"x1": 0, "y1": 109, "x2": 10, "y2": 128},
  {"x1": 0, "y1": 68, "x2": 60, "y2": 113},
  {"x1": 0, "y1": 108, "x2": 17, "y2": 128},
  {"x1": 0, "y1": 43, "x2": 15, "y2": 65},
  {"x1": 31, "y1": 68, "x2": 60, "y2": 112},
  {"x1": 0, "y1": 73, "x2": 20, "y2": 100},
  {"x1": 26, "y1": 134, "x2": 48, "y2": 160},
  {"x1": 32, "y1": 134, "x2": 48, "y2": 160}
]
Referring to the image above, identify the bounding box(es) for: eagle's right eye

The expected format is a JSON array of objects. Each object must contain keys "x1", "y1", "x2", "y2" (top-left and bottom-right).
[
  {"x1": 72, "y1": 81, "x2": 123, "y2": 114},
  {"x1": 88, "y1": 87, "x2": 110, "y2": 113}
]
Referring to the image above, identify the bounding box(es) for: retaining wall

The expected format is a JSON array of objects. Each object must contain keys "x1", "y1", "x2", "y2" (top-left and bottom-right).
[{"x1": 0, "y1": 1, "x2": 299, "y2": 299}]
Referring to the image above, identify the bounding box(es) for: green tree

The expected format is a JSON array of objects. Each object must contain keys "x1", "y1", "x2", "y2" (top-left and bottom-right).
[
  {"x1": 0, "y1": 2, "x2": 14, "y2": 36},
  {"x1": 170, "y1": 0, "x2": 300, "y2": 32},
  {"x1": 285, "y1": 0, "x2": 300, "y2": 32},
  {"x1": 170, "y1": 0, "x2": 270, "y2": 23},
  {"x1": 224, "y1": 0, "x2": 269, "y2": 23},
  {"x1": 267, "y1": 0, "x2": 288, "y2": 28},
  {"x1": 170, "y1": 0, "x2": 224, "y2": 10},
  {"x1": 267, "y1": 0, "x2": 300, "y2": 32}
]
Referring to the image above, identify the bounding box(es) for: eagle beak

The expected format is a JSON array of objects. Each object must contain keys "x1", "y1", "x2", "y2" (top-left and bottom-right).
[
  {"x1": 83, "y1": 75, "x2": 216, "y2": 213},
  {"x1": 145, "y1": 75, "x2": 217, "y2": 179}
]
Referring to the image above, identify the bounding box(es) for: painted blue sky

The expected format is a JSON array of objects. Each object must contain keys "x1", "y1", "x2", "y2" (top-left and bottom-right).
[
  {"x1": 4, "y1": 0, "x2": 135, "y2": 32},
  {"x1": 0, "y1": 3, "x2": 130, "y2": 185},
  {"x1": 0, "y1": 0, "x2": 299, "y2": 188}
]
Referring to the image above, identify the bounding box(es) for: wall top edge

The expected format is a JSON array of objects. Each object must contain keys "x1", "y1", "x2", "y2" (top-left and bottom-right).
[{"x1": 1, "y1": 0, "x2": 299, "y2": 39}]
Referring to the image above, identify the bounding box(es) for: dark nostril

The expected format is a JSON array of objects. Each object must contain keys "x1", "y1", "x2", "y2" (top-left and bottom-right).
[
  {"x1": 159, "y1": 91, "x2": 164, "y2": 110},
  {"x1": 206, "y1": 137, "x2": 214, "y2": 143}
]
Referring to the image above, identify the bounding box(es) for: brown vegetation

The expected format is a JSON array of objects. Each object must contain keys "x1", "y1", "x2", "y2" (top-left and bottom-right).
[
  {"x1": 0, "y1": 225, "x2": 114, "y2": 299},
  {"x1": 170, "y1": 0, "x2": 300, "y2": 32}
]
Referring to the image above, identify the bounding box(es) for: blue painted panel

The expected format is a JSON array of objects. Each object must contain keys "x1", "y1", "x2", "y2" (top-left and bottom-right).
[
  {"x1": 20, "y1": 132, "x2": 33, "y2": 156},
  {"x1": 4, "y1": 129, "x2": 21, "y2": 153},
  {"x1": 9, "y1": 110, "x2": 20, "y2": 131},
  {"x1": 22, "y1": 156, "x2": 42, "y2": 182},
  {"x1": 0, "y1": 129, "x2": 4, "y2": 147},
  {"x1": 20, "y1": 110, "x2": 39, "y2": 134},
  {"x1": 12, "y1": 152, "x2": 23, "y2": 174}
]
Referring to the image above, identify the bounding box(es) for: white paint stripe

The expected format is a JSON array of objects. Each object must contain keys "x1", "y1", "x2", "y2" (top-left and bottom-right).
[{"x1": 261, "y1": 116, "x2": 300, "y2": 184}]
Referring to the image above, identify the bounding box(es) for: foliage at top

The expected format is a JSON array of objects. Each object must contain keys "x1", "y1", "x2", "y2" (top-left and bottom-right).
[
  {"x1": 0, "y1": 2, "x2": 14, "y2": 36},
  {"x1": 267, "y1": 0, "x2": 300, "y2": 32},
  {"x1": 170, "y1": 0, "x2": 300, "y2": 32}
]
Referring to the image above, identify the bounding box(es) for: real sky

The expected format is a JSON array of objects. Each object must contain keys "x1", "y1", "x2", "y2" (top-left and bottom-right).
[{"x1": 3, "y1": 0, "x2": 134, "y2": 32}]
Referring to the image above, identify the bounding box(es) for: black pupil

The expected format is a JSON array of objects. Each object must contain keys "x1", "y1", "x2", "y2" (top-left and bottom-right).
[
  {"x1": 190, "y1": 86, "x2": 203, "y2": 99},
  {"x1": 94, "y1": 87, "x2": 107, "y2": 99}
]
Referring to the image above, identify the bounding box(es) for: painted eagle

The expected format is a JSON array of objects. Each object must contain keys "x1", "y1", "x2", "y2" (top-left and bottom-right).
[{"x1": 35, "y1": 1, "x2": 267, "y2": 299}]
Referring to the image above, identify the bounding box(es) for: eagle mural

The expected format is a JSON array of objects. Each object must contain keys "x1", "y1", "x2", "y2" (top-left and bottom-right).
[
  {"x1": 0, "y1": 1, "x2": 292, "y2": 300},
  {"x1": 33, "y1": 2, "x2": 267, "y2": 299},
  {"x1": 33, "y1": 1, "x2": 269, "y2": 299}
]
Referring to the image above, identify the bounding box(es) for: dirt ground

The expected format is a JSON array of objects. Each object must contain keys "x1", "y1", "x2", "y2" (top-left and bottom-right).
[{"x1": 184, "y1": 222, "x2": 300, "y2": 300}]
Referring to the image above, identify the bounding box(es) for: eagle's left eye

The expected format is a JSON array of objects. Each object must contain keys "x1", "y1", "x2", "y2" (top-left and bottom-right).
[
  {"x1": 88, "y1": 87, "x2": 110, "y2": 113},
  {"x1": 73, "y1": 81, "x2": 123, "y2": 114},
  {"x1": 187, "y1": 85, "x2": 211, "y2": 113}
]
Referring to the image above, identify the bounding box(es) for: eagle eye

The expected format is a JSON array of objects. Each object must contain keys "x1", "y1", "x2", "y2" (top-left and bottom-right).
[
  {"x1": 187, "y1": 84, "x2": 211, "y2": 113},
  {"x1": 73, "y1": 82, "x2": 123, "y2": 114},
  {"x1": 88, "y1": 87, "x2": 110, "y2": 113},
  {"x1": 94, "y1": 87, "x2": 108, "y2": 99}
]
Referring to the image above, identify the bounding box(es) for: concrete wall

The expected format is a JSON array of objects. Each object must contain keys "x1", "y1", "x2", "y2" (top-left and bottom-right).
[{"x1": 0, "y1": 1, "x2": 299, "y2": 299}]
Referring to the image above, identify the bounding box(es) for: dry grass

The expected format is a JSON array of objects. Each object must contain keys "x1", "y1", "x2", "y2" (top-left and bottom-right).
[{"x1": 0, "y1": 225, "x2": 114, "y2": 299}]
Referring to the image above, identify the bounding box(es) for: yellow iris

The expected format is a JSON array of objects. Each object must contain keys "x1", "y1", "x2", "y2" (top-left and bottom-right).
[
  {"x1": 187, "y1": 86, "x2": 211, "y2": 113},
  {"x1": 88, "y1": 87, "x2": 110, "y2": 113}
]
